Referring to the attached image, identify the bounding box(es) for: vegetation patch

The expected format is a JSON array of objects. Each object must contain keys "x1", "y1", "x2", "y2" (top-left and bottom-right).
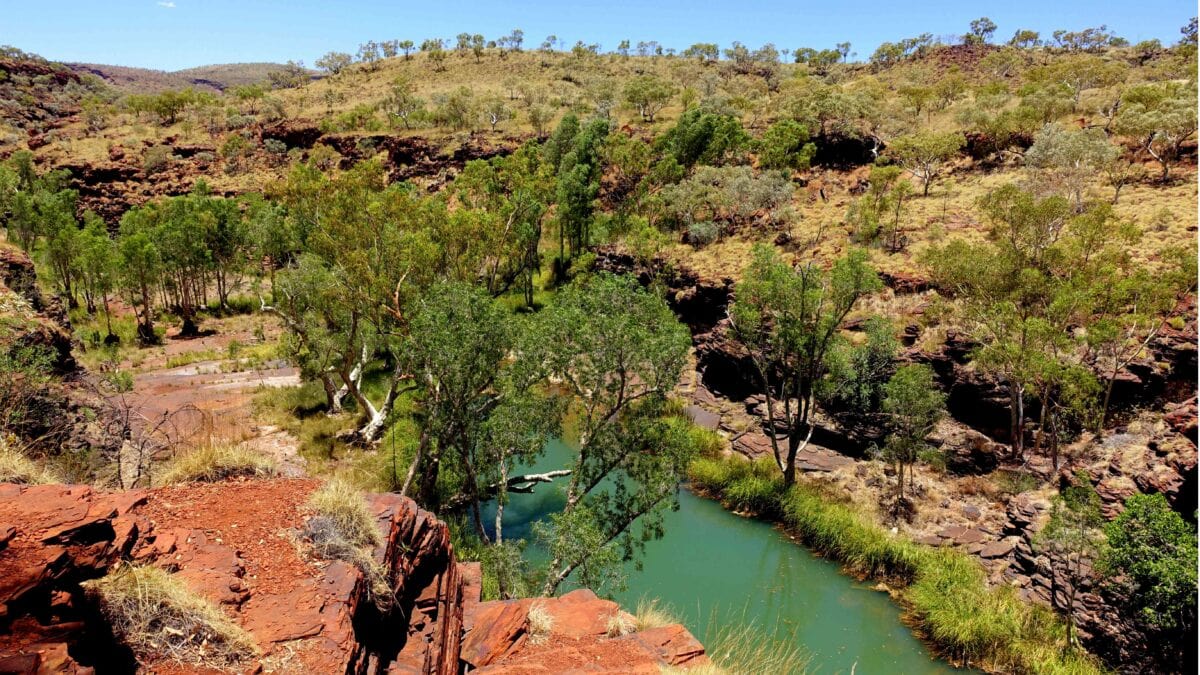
[
  {"x1": 158, "y1": 444, "x2": 277, "y2": 484},
  {"x1": 82, "y1": 564, "x2": 259, "y2": 668},
  {"x1": 0, "y1": 439, "x2": 60, "y2": 484},
  {"x1": 689, "y1": 455, "x2": 1101, "y2": 674},
  {"x1": 304, "y1": 478, "x2": 392, "y2": 606}
]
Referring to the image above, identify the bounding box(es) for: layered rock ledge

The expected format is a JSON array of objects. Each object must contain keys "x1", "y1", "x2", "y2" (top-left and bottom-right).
[{"x1": 0, "y1": 479, "x2": 707, "y2": 673}]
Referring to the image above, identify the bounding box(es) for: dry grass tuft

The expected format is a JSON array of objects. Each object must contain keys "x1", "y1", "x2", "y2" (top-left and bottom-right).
[
  {"x1": 0, "y1": 439, "x2": 60, "y2": 484},
  {"x1": 526, "y1": 602, "x2": 553, "y2": 645},
  {"x1": 634, "y1": 597, "x2": 678, "y2": 631},
  {"x1": 82, "y1": 564, "x2": 259, "y2": 668},
  {"x1": 605, "y1": 611, "x2": 635, "y2": 638},
  {"x1": 306, "y1": 478, "x2": 382, "y2": 548},
  {"x1": 158, "y1": 444, "x2": 277, "y2": 485},
  {"x1": 303, "y1": 478, "x2": 392, "y2": 607}
]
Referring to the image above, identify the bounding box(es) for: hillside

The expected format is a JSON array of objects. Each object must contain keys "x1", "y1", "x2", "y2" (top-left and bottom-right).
[{"x1": 64, "y1": 61, "x2": 307, "y2": 93}]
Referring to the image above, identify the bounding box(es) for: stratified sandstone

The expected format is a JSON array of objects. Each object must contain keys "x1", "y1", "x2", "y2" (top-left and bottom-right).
[{"x1": 0, "y1": 478, "x2": 707, "y2": 673}]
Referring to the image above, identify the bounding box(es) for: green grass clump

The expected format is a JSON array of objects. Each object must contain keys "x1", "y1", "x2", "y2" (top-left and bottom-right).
[
  {"x1": 688, "y1": 455, "x2": 1102, "y2": 674},
  {"x1": 164, "y1": 349, "x2": 219, "y2": 369},
  {"x1": 83, "y1": 564, "x2": 259, "y2": 667},
  {"x1": 158, "y1": 444, "x2": 277, "y2": 485}
]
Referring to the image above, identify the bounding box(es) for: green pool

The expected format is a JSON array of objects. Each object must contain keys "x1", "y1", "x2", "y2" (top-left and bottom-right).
[{"x1": 482, "y1": 438, "x2": 968, "y2": 674}]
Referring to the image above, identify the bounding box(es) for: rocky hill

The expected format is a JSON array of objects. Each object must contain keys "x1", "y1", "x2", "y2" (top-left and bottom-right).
[{"x1": 64, "y1": 62, "x2": 304, "y2": 94}]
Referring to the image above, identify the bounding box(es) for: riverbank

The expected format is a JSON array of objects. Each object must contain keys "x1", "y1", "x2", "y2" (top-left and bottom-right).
[{"x1": 688, "y1": 455, "x2": 1103, "y2": 675}]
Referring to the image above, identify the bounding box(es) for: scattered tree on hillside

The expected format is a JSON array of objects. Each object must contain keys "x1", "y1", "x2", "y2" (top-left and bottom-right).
[
  {"x1": 965, "y1": 17, "x2": 998, "y2": 46},
  {"x1": 886, "y1": 131, "x2": 964, "y2": 196},
  {"x1": 1115, "y1": 80, "x2": 1198, "y2": 181},
  {"x1": 385, "y1": 77, "x2": 425, "y2": 129},
  {"x1": 316, "y1": 51, "x2": 353, "y2": 75},
  {"x1": 623, "y1": 75, "x2": 674, "y2": 123},
  {"x1": 1024, "y1": 124, "x2": 1118, "y2": 210}
]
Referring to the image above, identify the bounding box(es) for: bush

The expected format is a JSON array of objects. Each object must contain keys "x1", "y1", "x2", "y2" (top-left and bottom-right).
[
  {"x1": 141, "y1": 145, "x2": 173, "y2": 175},
  {"x1": 687, "y1": 220, "x2": 720, "y2": 246},
  {"x1": 83, "y1": 564, "x2": 258, "y2": 667},
  {"x1": 158, "y1": 444, "x2": 277, "y2": 484},
  {"x1": 656, "y1": 166, "x2": 793, "y2": 233},
  {"x1": 1100, "y1": 493, "x2": 1197, "y2": 634}
]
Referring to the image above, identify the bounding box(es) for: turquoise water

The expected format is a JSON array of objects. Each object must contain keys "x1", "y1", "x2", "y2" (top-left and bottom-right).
[{"x1": 481, "y1": 438, "x2": 966, "y2": 674}]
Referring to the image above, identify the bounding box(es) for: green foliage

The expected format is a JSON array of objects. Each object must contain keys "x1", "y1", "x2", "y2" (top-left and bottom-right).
[
  {"x1": 730, "y1": 245, "x2": 881, "y2": 484},
  {"x1": 755, "y1": 119, "x2": 816, "y2": 172},
  {"x1": 623, "y1": 74, "x2": 674, "y2": 122},
  {"x1": 527, "y1": 274, "x2": 692, "y2": 595},
  {"x1": 1114, "y1": 80, "x2": 1198, "y2": 180},
  {"x1": 885, "y1": 131, "x2": 964, "y2": 196},
  {"x1": 656, "y1": 107, "x2": 748, "y2": 168},
  {"x1": 1100, "y1": 493, "x2": 1197, "y2": 634},
  {"x1": 655, "y1": 166, "x2": 793, "y2": 236},
  {"x1": 879, "y1": 363, "x2": 945, "y2": 514},
  {"x1": 823, "y1": 316, "x2": 898, "y2": 413}
]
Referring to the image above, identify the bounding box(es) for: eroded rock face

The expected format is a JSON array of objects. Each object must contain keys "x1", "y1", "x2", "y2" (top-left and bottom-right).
[
  {"x1": 0, "y1": 245, "x2": 74, "y2": 373},
  {"x1": 0, "y1": 480, "x2": 708, "y2": 673}
]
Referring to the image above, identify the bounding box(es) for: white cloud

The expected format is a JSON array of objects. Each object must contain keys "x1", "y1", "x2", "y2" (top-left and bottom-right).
[{"x1": 157, "y1": 1, "x2": 176, "y2": 7}]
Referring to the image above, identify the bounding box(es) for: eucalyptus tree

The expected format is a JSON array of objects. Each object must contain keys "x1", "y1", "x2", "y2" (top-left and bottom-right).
[
  {"x1": 881, "y1": 364, "x2": 945, "y2": 517},
  {"x1": 729, "y1": 245, "x2": 882, "y2": 485},
  {"x1": 528, "y1": 274, "x2": 692, "y2": 595},
  {"x1": 453, "y1": 143, "x2": 553, "y2": 305},
  {"x1": 78, "y1": 212, "x2": 117, "y2": 336},
  {"x1": 116, "y1": 209, "x2": 162, "y2": 345},
  {"x1": 1025, "y1": 124, "x2": 1118, "y2": 211},
  {"x1": 886, "y1": 131, "x2": 964, "y2": 196},
  {"x1": 1115, "y1": 81, "x2": 1198, "y2": 181}
]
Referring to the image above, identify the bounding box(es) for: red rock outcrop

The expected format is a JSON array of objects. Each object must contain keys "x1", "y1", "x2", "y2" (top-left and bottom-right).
[{"x1": 0, "y1": 479, "x2": 709, "y2": 673}]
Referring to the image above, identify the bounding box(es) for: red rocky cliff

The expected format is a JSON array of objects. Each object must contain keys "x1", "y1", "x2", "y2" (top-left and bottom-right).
[{"x1": 0, "y1": 479, "x2": 708, "y2": 673}]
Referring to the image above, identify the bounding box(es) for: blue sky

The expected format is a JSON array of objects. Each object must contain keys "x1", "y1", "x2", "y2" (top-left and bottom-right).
[{"x1": 1, "y1": 0, "x2": 1193, "y2": 70}]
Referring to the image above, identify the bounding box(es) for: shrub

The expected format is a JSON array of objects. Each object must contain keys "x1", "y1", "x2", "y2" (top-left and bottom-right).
[
  {"x1": 687, "y1": 220, "x2": 720, "y2": 246},
  {"x1": 656, "y1": 166, "x2": 793, "y2": 233},
  {"x1": 1100, "y1": 492, "x2": 1197, "y2": 634},
  {"x1": 141, "y1": 145, "x2": 173, "y2": 175},
  {"x1": 83, "y1": 564, "x2": 258, "y2": 667},
  {"x1": 158, "y1": 444, "x2": 277, "y2": 484}
]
